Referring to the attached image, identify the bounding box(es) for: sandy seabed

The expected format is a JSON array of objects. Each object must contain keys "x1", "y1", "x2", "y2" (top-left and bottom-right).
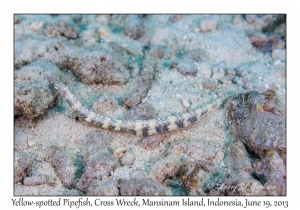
[{"x1": 14, "y1": 14, "x2": 286, "y2": 196}]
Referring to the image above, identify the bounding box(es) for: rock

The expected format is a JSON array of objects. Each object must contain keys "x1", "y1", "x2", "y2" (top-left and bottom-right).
[
  {"x1": 47, "y1": 22, "x2": 78, "y2": 39},
  {"x1": 124, "y1": 56, "x2": 156, "y2": 108},
  {"x1": 250, "y1": 34, "x2": 283, "y2": 53},
  {"x1": 150, "y1": 154, "x2": 182, "y2": 183},
  {"x1": 14, "y1": 61, "x2": 59, "y2": 118},
  {"x1": 44, "y1": 145, "x2": 77, "y2": 188},
  {"x1": 14, "y1": 39, "x2": 130, "y2": 85},
  {"x1": 262, "y1": 14, "x2": 286, "y2": 33},
  {"x1": 200, "y1": 20, "x2": 218, "y2": 32},
  {"x1": 253, "y1": 150, "x2": 286, "y2": 195},
  {"x1": 67, "y1": 46, "x2": 130, "y2": 85},
  {"x1": 14, "y1": 39, "x2": 61, "y2": 68},
  {"x1": 228, "y1": 90, "x2": 286, "y2": 160},
  {"x1": 14, "y1": 151, "x2": 34, "y2": 183},
  {"x1": 226, "y1": 141, "x2": 253, "y2": 174},
  {"x1": 77, "y1": 152, "x2": 118, "y2": 192}
]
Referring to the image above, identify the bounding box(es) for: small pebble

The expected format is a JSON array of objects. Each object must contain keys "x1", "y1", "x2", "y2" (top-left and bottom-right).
[
  {"x1": 169, "y1": 15, "x2": 182, "y2": 23},
  {"x1": 28, "y1": 141, "x2": 35, "y2": 147},
  {"x1": 175, "y1": 59, "x2": 198, "y2": 76},
  {"x1": 121, "y1": 151, "x2": 135, "y2": 166},
  {"x1": 233, "y1": 15, "x2": 242, "y2": 25},
  {"x1": 149, "y1": 45, "x2": 164, "y2": 58},
  {"x1": 245, "y1": 15, "x2": 256, "y2": 23},
  {"x1": 95, "y1": 15, "x2": 109, "y2": 24},
  {"x1": 114, "y1": 147, "x2": 127, "y2": 159},
  {"x1": 98, "y1": 27, "x2": 110, "y2": 38},
  {"x1": 56, "y1": 22, "x2": 78, "y2": 39},
  {"x1": 203, "y1": 82, "x2": 216, "y2": 91},
  {"x1": 200, "y1": 20, "x2": 218, "y2": 32},
  {"x1": 124, "y1": 15, "x2": 144, "y2": 39},
  {"x1": 273, "y1": 39, "x2": 285, "y2": 49},
  {"x1": 197, "y1": 63, "x2": 212, "y2": 78},
  {"x1": 182, "y1": 99, "x2": 191, "y2": 109},
  {"x1": 30, "y1": 22, "x2": 44, "y2": 31},
  {"x1": 256, "y1": 85, "x2": 267, "y2": 94},
  {"x1": 271, "y1": 83, "x2": 280, "y2": 90},
  {"x1": 198, "y1": 84, "x2": 203, "y2": 90},
  {"x1": 272, "y1": 49, "x2": 286, "y2": 61},
  {"x1": 214, "y1": 151, "x2": 224, "y2": 162},
  {"x1": 221, "y1": 78, "x2": 232, "y2": 86},
  {"x1": 212, "y1": 68, "x2": 225, "y2": 80},
  {"x1": 249, "y1": 33, "x2": 268, "y2": 47},
  {"x1": 14, "y1": 17, "x2": 22, "y2": 24},
  {"x1": 82, "y1": 30, "x2": 97, "y2": 47},
  {"x1": 226, "y1": 69, "x2": 236, "y2": 76}
]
